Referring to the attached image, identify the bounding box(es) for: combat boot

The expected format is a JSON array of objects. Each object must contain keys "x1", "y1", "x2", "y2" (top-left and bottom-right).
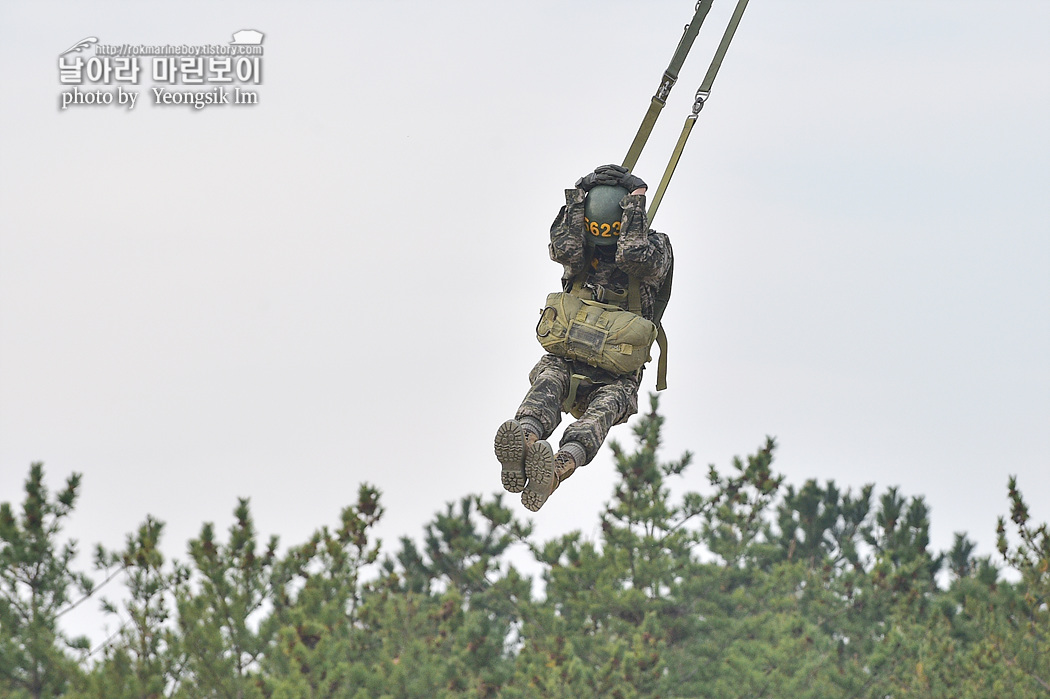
[
  {"x1": 495, "y1": 420, "x2": 538, "y2": 493},
  {"x1": 521, "y1": 445, "x2": 578, "y2": 512}
]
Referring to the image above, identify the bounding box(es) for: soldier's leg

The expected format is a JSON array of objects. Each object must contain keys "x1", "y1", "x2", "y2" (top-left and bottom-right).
[
  {"x1": 522, "y1": 374, "x2": 640, "y2": 512},
  {"x1": 560, "y1": 374, "x2": 640, "y2": 466},
  {"x1": 496, "y1": 355, "x2": 570, "y2": 493},
  {"x1": 516, "y1": 354, "x2": 572, "y2": 438}
]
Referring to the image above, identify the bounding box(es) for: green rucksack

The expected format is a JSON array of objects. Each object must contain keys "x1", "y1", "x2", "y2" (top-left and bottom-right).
[{"x1": 535, "y1": 291, "x2": 657, "y2": 376}]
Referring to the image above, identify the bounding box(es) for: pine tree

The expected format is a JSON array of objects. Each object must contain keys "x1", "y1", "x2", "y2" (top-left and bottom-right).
[
  {"x1": 70, "y1": 515, "x2": 189, "y2": 699},
  {"x1": 323, "y1": 492, "x2": 531, "y2": 698},
  {"x1": 775, "y1": 479, "x2": 873, "y2": 572},
  {"x1": 0, "y1": 464, "x2": 92, "y2": 698},
  {"x1": 173, "y1": 498, "x2": 277, "y2": 699},
  {"x1": 994, "y1": 476, "x2": 1050, "y2": 696},
  {"x1": 262, "y1": 484, "x2": 384, "y2": 698}
]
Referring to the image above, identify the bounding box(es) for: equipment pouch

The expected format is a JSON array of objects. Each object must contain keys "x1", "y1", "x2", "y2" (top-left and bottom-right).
[{"x1": 535, "y1": 292, "x2": 657, "y2": 375}]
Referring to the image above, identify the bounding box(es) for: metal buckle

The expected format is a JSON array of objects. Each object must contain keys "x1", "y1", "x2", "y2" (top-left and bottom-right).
[{"x1": 692, "y1": 89, "x2": 710, "y2": 115}]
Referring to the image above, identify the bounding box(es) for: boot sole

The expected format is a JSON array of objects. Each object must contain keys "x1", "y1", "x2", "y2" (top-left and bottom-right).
[
  {"x1": 494, "y1": 420, "x2": 527, "y2": 493},
  {"x1": 522, "y1": 441, "x2": 555, "y2": 512}
]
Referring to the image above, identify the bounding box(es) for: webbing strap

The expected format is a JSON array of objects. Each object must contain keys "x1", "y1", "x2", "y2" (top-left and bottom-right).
[
  {"x1": 698, "y1": 0, "x2": 751, "y2": 96},
  {"x1": 655, "y1": 325, "x2": 668, "y2": 391},
  {"x1": 630, "y1": 269, "x2": 670, "y2": 390},
  {"x1": 562, "y1": 373, "x2": 592, "y2": 415},
  {"x1": 622, "y1": 0, "x2": 715, "y2": 171},
  {"x1": 647, "y1": 116, "x2": 697, "y2": 224},
  {"x1": 647, "y1": 0, "x2": 751, "y2": 224},
  {"x1": 628, "y1": 276, "x2": 642, "y2": 315},
  {"x1": 652, "y1": 253, "x2": 673, "y2": 391},
  {"x1": 570, "y1": 249, "x2": 595, "y2": 293}
]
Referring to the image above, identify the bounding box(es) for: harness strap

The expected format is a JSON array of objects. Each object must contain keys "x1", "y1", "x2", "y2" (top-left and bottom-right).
[
  {"x1": 569, "y1": 248, "x2": 594, "y2": 294},
  {"x1": 562, "y1": 373, "x2": 593, "y2": 416},
  {"x1": 652, "y1": 249, "x2": 674, "y2": 391},
  {"x1": 595, "y1": 286, "x2": 628, "y2": 304},
  {"x1": 628, "y1": 275, "x2": 642, "y2": 315},
  {"x1": 571, "y1": 283, "x2": 628, "y2": 305},
  {"x1": 655, "y1": 325, "x2": 668, "y2": 391}
]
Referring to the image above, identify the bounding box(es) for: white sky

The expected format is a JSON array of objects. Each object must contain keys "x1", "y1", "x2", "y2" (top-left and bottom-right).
[{"x1": 1, "y1": 0, "x2": 1048, "y2": 637}]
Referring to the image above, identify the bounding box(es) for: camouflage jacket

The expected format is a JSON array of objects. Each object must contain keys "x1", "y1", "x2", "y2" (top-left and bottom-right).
[{"x1": 548, "y1": 188, "x2": 673, "y2": 321}]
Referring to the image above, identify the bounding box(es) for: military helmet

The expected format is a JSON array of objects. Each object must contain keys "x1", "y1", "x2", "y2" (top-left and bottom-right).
[{"x1": 583, "y1": 185, "x2": 629, "y2": 247}]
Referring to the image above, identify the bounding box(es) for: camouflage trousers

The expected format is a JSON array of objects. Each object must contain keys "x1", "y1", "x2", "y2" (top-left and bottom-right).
[{"x1": 514, "y1": 354, "x2": 640, "y2": 466}]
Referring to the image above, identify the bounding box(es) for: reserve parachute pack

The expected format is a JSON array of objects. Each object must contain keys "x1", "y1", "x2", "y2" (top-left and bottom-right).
[
  {"x1": 536, "y1": 292, "x2": 657, "y2": 376},
  {"x1": 536, "y1": 0, "x2": 750, "y2": 395},
  {"x1": 536, "y1": 255, "x2": 660, "y2": 417}
]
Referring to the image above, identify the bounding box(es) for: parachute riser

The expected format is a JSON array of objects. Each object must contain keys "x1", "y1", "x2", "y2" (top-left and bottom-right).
[
  {"x1": 622, "y1": 0, "x2": 715, "y2": 172},
  {"x1": 646, "y1": 0, "x2": 750, "y2": 224}
]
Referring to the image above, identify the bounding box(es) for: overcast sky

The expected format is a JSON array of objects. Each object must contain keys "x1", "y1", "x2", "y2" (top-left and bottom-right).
[{"x1": 1, "y1": 0, "x2": 1048, "y2": 641}]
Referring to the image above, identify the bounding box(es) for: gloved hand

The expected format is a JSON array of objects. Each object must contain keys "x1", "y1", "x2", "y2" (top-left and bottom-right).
[
  {"x1": 618, "y1": 172, "x2": 647, "y2": 193},
  {"x1": 598, "y1": 164, "x2": 647, "y2": 193},
  {"x1": 576, "y1": 164, "x2": 647, "y2": 192},
  {"x1": 576, "y1": 167, "x2": 616, "y2": 191}
]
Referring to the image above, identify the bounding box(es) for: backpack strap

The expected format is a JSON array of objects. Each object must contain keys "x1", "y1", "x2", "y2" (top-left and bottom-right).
[{"x1": 651, "y1": 252, "x2": 674, "y2": 391}]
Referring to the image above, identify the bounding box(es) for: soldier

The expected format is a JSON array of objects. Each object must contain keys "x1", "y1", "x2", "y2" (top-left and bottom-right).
[{"x1": 496, "y1": 164, "x2": 673, "y2": 511}]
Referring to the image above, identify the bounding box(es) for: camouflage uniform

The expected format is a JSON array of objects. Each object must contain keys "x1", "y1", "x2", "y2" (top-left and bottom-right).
[{"x1": 514, "y1": 188, "x2": 673, "y2": 466}]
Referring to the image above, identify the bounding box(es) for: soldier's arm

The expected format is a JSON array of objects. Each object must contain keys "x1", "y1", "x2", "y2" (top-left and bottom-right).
[
  {"x1": 615, "y1": 194, "x2": 672, "y2": 284},
  {"x1": 548, "y1": 188, "x2": 588, "y2": 282}
]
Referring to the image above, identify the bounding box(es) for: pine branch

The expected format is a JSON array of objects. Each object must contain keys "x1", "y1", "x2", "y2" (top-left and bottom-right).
[{"x1": 56, "y1": 563, "x2": 123, "y2": 619}]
